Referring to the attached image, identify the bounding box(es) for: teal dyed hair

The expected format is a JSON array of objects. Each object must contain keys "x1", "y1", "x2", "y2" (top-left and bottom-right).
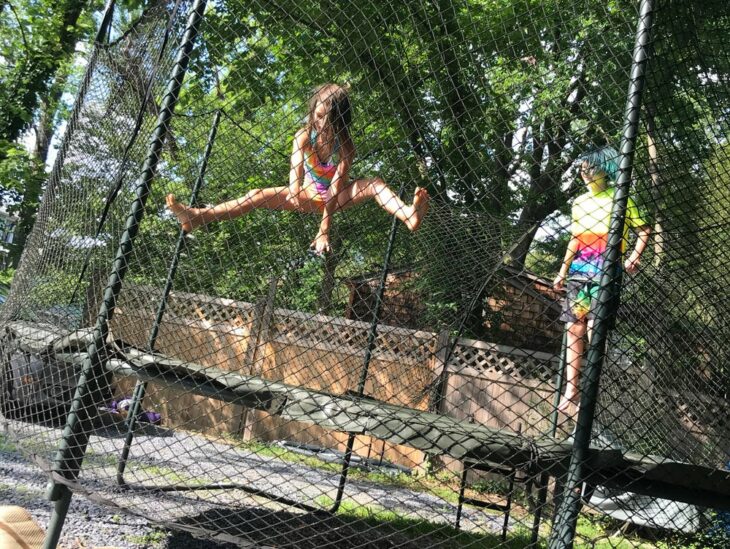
[{"x1": 579, "y1": 146, "x2": 621, "y2": 182}]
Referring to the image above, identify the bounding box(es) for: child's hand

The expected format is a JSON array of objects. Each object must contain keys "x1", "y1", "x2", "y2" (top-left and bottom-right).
[
  {"x1": 553, "y1": 272, "x2": 566, "y2": 290},
  {"x1": 624, "y1": 255, "x2": 641, "y2": 273},
  {"x1": 286, "y1": 187, "x2": 300, "y2": 208},
  {"x1": 311, "y1": 232, "x2": 331, "y2": 255}
]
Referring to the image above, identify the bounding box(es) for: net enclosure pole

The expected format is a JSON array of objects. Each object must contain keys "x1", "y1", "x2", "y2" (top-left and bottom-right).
[
  {"x1": 42, "y1": 2, "x2": 208, "y2": 548},
  {"x1": 116, "y1": 110, "x2": 221, "y2": 485},
  {"x1": 94, "y1": 0, "x2": 116, "y2": 43},
  {"x1": 548, "y1": 1, "x2": 655, "y2": 548},
  {"x1": 331, "y1": 194, "x2": 403, "y2": 513}
]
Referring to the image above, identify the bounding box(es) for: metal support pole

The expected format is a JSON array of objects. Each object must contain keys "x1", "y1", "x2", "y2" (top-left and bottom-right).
[
  {"x1": 331, "y1": 198, "x2": 403, "y2": 513},
  {"x1": 551, "y1": 330, "x2": 568, "y2": 438},
  {"x1": 42, "y1": 2, "x2": 208, "y2": 547},
  {"x1": 543, "y1": 327, "x2": 570, "y2": 526},
  {"x1": 94, "y1": 0, "x2": 116, "y2": 44},
  {"x1": 522, "y1": 326, "x2": 567, "y2": 546},
  {"x1": 548, "y1": 2, "x2": 655, "y2": 547},
  {"x1": 116, "y1": 110, "x2": 221, "y2": 485},
  {"x1": 42, "y1": 487, "x2": 73, "y2": 549}
]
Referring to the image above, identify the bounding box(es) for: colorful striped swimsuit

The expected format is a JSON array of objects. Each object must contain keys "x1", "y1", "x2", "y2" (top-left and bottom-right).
[{"x1": 304, "y1": 130, "x2": 338, "y2": 207}]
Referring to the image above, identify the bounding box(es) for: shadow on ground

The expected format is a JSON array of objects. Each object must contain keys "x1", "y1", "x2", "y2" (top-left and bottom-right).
[{"x1": 169, "y1": 506, "x2": 530, "y2": 549}]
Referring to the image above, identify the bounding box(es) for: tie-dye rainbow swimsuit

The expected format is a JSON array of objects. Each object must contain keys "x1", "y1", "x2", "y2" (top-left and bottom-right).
[
  {"x1": 304, "y1": 130, "x2": 338, "y2": 210},
  {"x1": 564, "y1": 188, "x2": 647, "y2": 319}
]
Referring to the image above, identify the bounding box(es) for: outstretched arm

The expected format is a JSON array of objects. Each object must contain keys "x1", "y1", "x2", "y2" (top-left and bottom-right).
[
  {"x1": 624, "y1": 226, "x2": 651, "y2": 273},
  {"x1": 311, "y1": 144, "x2": 353, "y2": 254}
]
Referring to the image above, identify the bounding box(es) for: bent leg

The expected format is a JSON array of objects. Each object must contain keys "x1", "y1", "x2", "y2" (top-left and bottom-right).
[
  {"x1": 167, "y1": 187, "x2": 319, "y2": 232},
  {"x1": 337, "y1": 177, "x2": 429, "y2": 231}
]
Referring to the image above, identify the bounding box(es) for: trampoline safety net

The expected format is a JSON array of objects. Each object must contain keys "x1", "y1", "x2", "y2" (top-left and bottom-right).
[{"x1": 1, "y1": 0, "x2": 729, "y2": 548}]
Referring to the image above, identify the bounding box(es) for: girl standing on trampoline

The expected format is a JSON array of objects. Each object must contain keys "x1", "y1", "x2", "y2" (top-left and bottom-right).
[
  {"x1": 553, "y1": 146, "x2": 651, "y2": 416},
  {"x1": 167, "y1": 83, "x2": 430, "y2": 254}
]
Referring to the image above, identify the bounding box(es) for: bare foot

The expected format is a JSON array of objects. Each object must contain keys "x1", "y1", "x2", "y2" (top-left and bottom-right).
[
  {"x1": 405, "y1": 187, "x2": 430, "y2": 231},
  {"x1": 558, "y1": 392, "x2": 579, "y2": 416},
  {"x1": 166, "y1": 194, "x2": 202, "y2": 233}
]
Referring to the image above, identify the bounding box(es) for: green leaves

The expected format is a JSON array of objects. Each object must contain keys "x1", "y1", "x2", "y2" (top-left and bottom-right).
[
  {"x1": 0, "y1": 0, "x2": 105, "y2": 265},
  {"x1": 7, "y1": 0, "x2": 729, "y2": 339},
  {"x1": 125, "y1": 0, "x2": 650, "y2": 322},
  {"x1": 0, "y1": 140, "x2": 43, "y2": 207}
]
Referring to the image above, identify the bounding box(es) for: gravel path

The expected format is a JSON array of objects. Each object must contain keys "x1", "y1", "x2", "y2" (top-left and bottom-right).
[
  {"x1": 1, "y1": 419, "x2": 507, "y2": 548},
  {"x1": 0, "y1": 435, "x2": 238, "y2": 548}
]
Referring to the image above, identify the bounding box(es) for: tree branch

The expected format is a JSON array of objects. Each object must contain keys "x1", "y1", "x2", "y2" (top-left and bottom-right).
[{"x1": 5, "y1": 1, "x2": 30, "y2": 56}]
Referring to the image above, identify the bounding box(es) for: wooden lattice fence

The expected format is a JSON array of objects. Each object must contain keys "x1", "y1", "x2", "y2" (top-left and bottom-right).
[{"x1": 111, "y1": 285, "x2": 561, "y2": 470}]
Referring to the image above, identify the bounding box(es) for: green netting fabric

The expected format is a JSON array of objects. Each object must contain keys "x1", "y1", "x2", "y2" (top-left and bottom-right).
[{"x1": 1, "y1": 1, "x2": 729, "y2": 547}]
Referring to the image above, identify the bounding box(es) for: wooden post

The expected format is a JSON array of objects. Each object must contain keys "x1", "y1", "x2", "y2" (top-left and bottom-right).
[
  {"x1": 428, "y1": 330, "x2": 451, "y2": 413},
  {"x1": 81, "y1": 269, "x2": 107, "y2": 328},
  {"x1": 418, "y1": 329, "x2": 451, "y2": 475},
  {"x1": 259, "y1": 276, "x2": 278, "y2": 344},
  {"x1": 236, "y1": 277, "x2": 278, "y2": 441}
]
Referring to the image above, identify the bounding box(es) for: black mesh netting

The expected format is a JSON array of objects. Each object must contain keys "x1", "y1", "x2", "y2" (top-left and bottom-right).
[{"x1": 1, "y1": 0, "x2": 729, "y2": 547}]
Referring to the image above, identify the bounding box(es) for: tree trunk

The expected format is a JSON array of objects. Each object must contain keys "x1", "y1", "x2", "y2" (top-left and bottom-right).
[
  {"x1": 508, "y1": 169, "x2": 564, "y2": 268},
  {"x1": 642, "y1": 101, "x2": 673, "y2": 394},
  {"x1": 11, "y1": 69, "x2": 70, "y2": 267},
  {"x1": 1, "y1": 0, "x2": 87, "y2": 145},
  {"x1": 34, "y1": 69, "x2": 70, "y2": 164}
]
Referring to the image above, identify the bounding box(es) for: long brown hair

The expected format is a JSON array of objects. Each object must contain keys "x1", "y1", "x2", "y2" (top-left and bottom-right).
[{"x1": 306, "y1": 83, "x2": 353, "y2": 160}]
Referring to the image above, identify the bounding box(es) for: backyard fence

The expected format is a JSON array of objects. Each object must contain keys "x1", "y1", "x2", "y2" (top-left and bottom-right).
[
  {"x1": 1, "y1": 0, "x2": 729, "y2": 548},
  {"x1": 110, "y1": 285, "x2": 560, "y2": 471}
]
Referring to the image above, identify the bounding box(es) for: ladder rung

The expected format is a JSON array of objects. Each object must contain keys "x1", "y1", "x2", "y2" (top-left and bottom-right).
[{"x1": 461, "y1": 497, "x2": 510, "y2": 512}]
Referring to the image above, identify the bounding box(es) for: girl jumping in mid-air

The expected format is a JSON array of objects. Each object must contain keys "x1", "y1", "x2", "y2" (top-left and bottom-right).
[{"x1": 167, "y1": 83, "x2": 430, "y2": 254}]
